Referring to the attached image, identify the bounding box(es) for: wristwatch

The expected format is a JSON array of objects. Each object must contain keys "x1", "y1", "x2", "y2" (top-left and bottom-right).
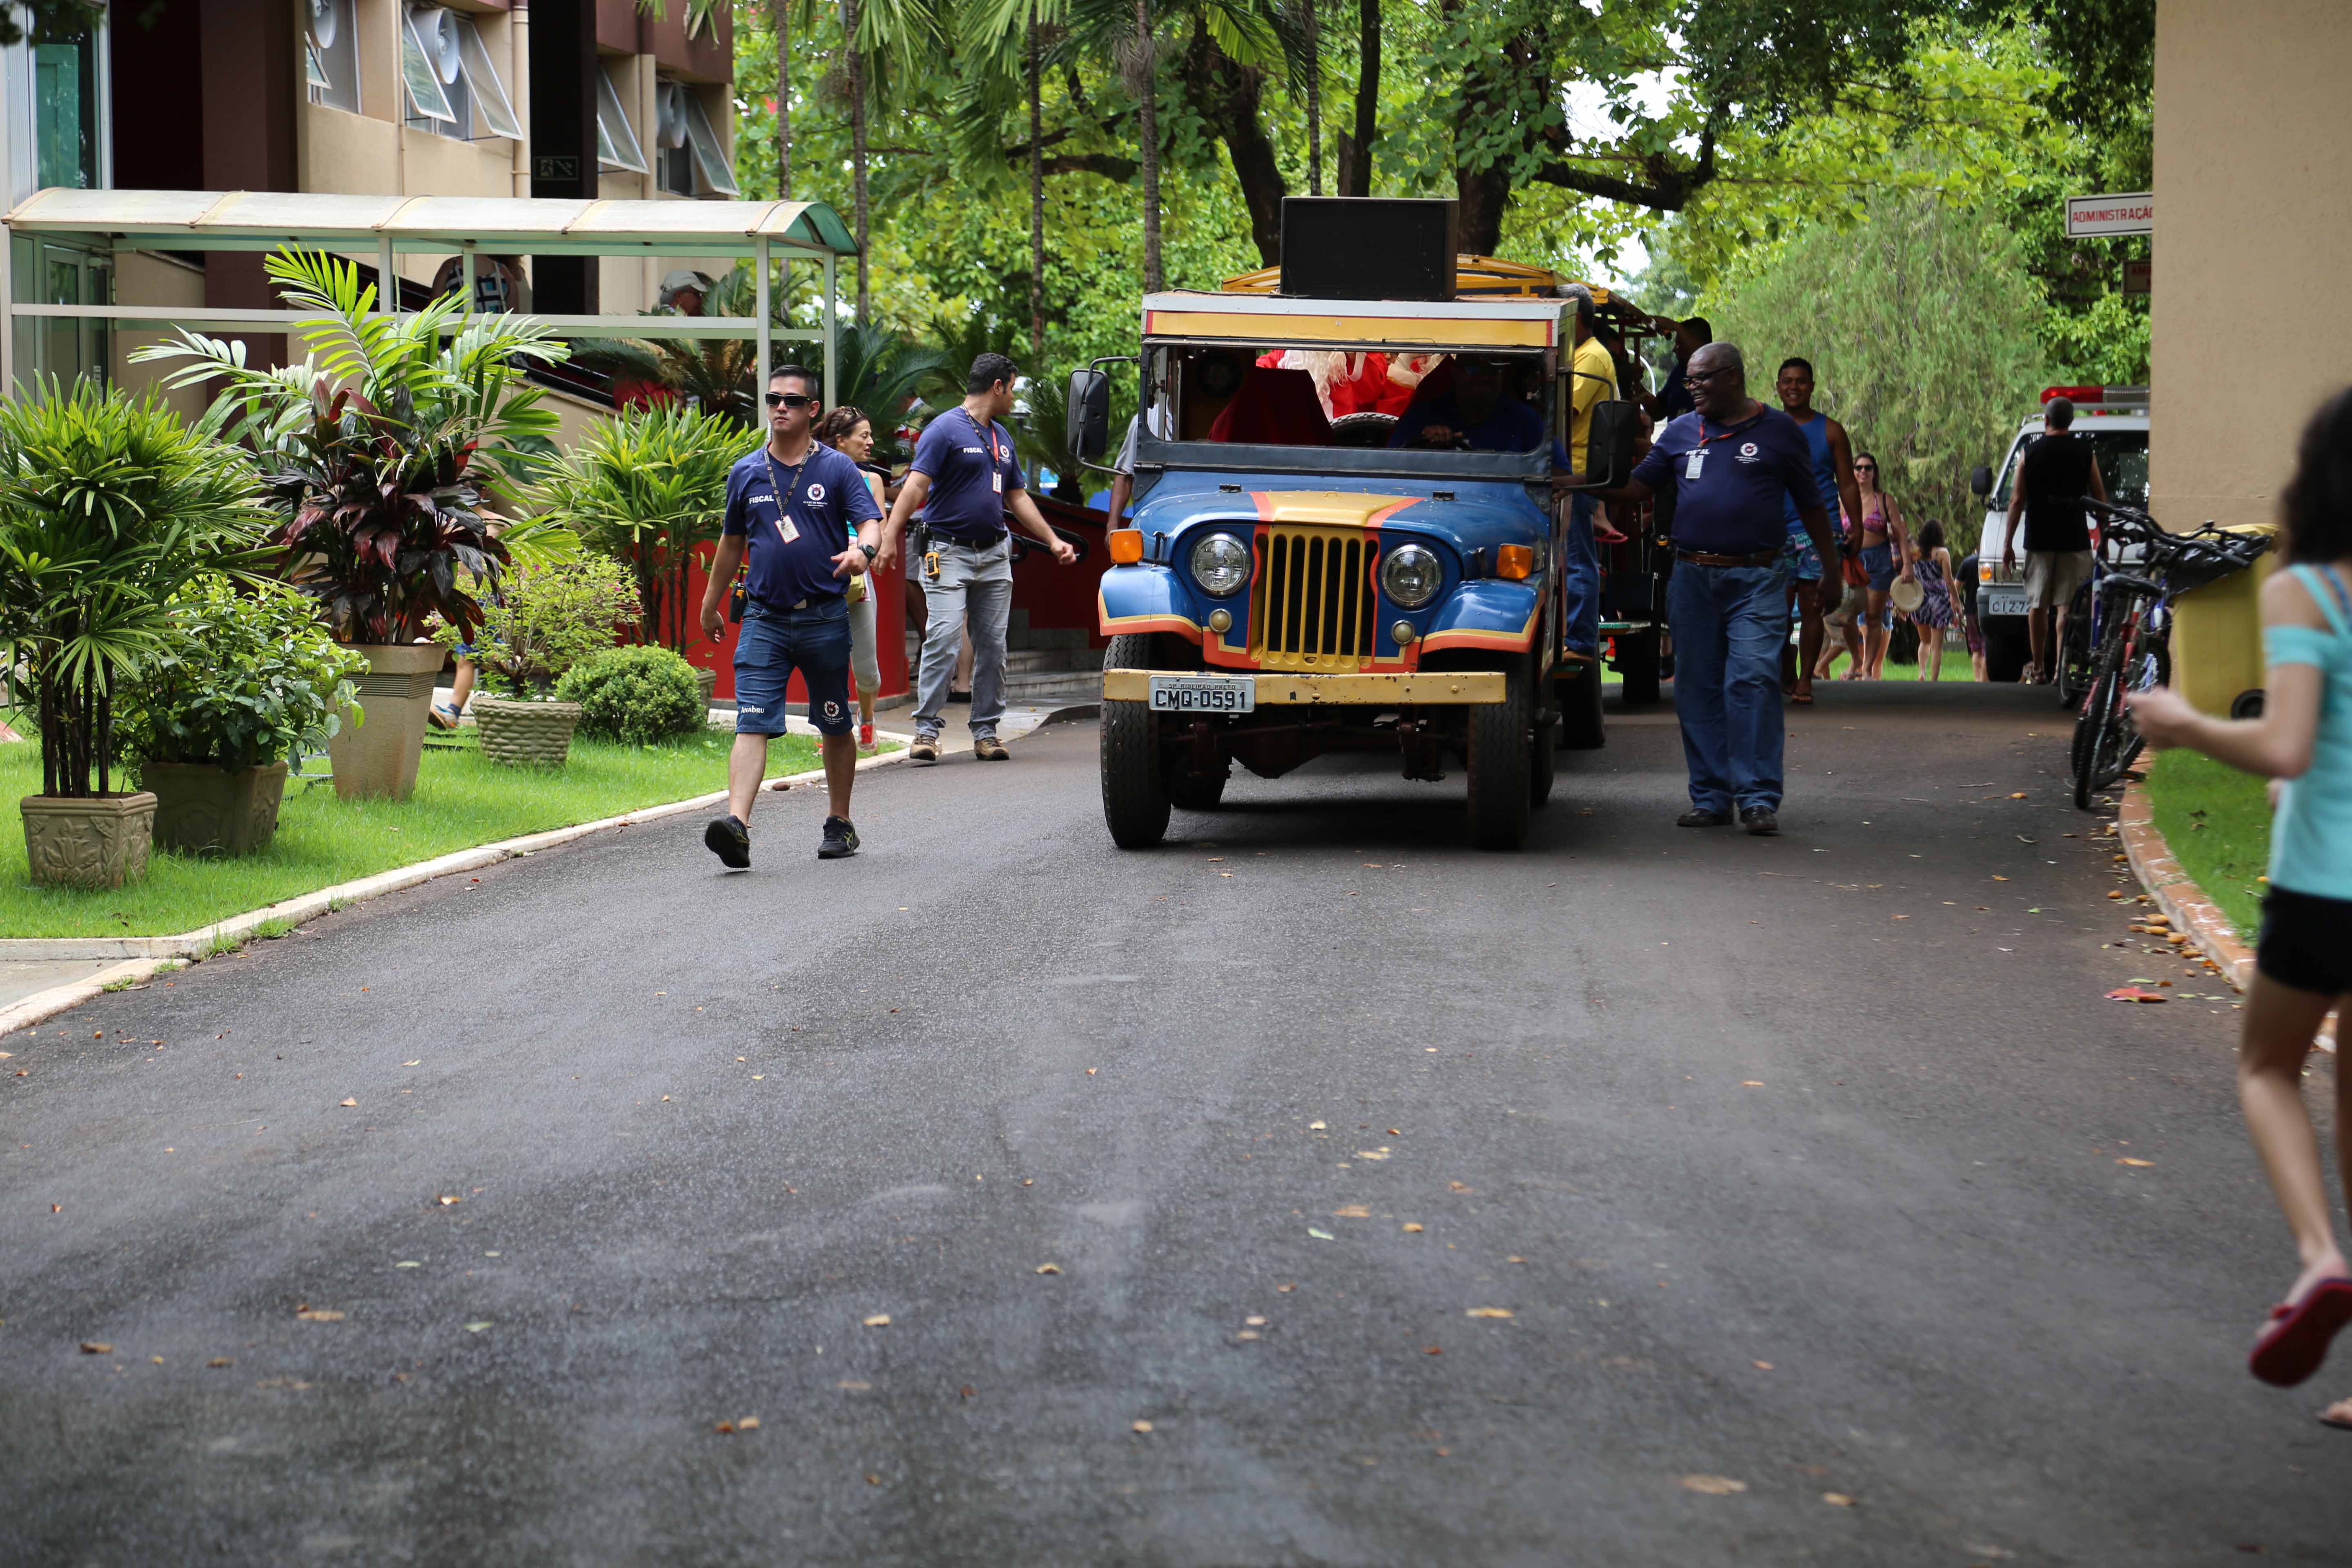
[{"x1": 860, "y1": 542, "x2": 879, "y2": 561}]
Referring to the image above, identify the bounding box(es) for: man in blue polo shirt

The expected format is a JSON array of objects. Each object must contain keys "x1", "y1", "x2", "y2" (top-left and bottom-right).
[
  {"x1": 878, "y1": 352, "x2": 1078, "y2": 764},
  {"x1": 697, "y1": 365, "x2": 883, "y2": 867},
  {"x1": 1602, "y1": 341, "x2": 1842, "y2": 834}
]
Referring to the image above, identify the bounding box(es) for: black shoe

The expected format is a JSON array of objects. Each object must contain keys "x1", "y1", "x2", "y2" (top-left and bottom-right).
[
  {"x1": 1676, "y1": 808, "x2": 1731, "y2": 828},
  {"x1": 818, "y1": 815, "x2": 860, "y2": 859},
  {"x1": 1740, "y1": 806, "x2": 1780, "y2": 835},
  {"x1": 704, "y1": 813, "x2": 751, "y2": 869}
]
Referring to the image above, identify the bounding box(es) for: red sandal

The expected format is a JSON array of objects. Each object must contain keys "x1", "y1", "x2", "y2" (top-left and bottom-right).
[{"x1": 2250, "y1": 1276, "x2": 2352, "y2": 1387}]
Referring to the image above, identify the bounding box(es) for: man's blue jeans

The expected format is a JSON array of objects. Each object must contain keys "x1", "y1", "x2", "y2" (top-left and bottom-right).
[
  {"x1": 1668, "y1": 558, "x2": 1792, "y2": 814},
  {"x1": 1562, "y1": 492, "x2": 1601, "y2": 657}
]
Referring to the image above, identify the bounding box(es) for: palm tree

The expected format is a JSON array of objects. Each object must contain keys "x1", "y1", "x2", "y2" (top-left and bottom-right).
[
  {"x1": 832, "y1": 322, "x2": 957, "y2": 462},
  {"x1": 564, "y1": 264, "x2": 777, "y2": 429},
  {"x1": 771, "y1": 0, "x2": 793, "y2": 198},
  {"x1": 1294, "y1": 0, "x2": 1319, "y2": 194},
  {"x1": 1029, "y1": 0, "x2": 1046, "y2": 358},
  {"x1": 1137, "y1": 0, "x2": 1161, "y2": 290}
]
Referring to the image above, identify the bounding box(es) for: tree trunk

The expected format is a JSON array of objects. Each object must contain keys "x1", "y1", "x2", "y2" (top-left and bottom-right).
[
  {"x1": 1137, "y1": 0, "x2": 1161, "y2": 292},
  {"x1": 1348, "y1": 0, "x2": 1376, "y2": 197},
  {"x1": 1452, "y1": 29, "x2": 1535, "y2": 254},
  {"x1": 769, "y1": 0, "x2": 791, "y2": 199},
  {"x1": 846, "y1": 0, "x2": 870, "y2": 319},
  {"x1": 1181, "y1": 30, "x2": 1286, "y2": 266},
  {"x1": 1300, "y1": 0, "x2": 1320, "y2": 196},
  {"x1": 1029, "y1": 0, "x2": 1045, "y2": 361}
]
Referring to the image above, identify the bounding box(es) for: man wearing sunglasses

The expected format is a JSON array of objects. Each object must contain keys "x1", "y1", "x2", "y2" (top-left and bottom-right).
[
  {"x1": 879, "y1": 352, "x2": 1079, "y2": 764},
  {"x1": 698, "y1": 366, "x2": 884, "y2": 868}
]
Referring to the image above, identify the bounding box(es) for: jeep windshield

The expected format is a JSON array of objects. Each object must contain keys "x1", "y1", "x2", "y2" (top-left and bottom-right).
[{"x1": 1131, "y1": 343, "x2": 1561, "y2": 481}]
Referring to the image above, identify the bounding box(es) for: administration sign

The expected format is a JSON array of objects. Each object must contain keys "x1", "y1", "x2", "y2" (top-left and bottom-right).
[{"x1": 2066, "y1": 192, "x2": 2154, "y2": 237}]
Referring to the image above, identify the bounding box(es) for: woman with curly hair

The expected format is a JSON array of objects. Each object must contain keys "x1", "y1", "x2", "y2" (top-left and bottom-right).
[{"x1": 2130, "y1": 386, "x2": 2352, "y2": 1409}]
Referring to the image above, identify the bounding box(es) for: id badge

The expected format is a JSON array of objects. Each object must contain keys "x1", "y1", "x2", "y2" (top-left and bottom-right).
[
  {"x1": 991, "y1": 466, "x2": 1004, "y2": 494},
  {"x1": 775, "y1": 513, "x2": 800, "y2": 546},
  {"x1": 1684, "y1": 449, "x2": 1706, "y2": 481}
]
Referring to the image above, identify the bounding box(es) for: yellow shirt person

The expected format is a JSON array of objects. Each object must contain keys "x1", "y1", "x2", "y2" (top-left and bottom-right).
[{"x1": 1568, "y1": 334, "x2": 1617, "y2": 472}]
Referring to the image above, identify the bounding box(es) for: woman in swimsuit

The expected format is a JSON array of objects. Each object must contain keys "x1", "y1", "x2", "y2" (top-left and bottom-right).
[
  {"x1": 1852, "y1": 453, "x2": 1913, "y2": 678},
  {"x1": 1904, "y1": 519, "x2": 1958, "y2": 682}
]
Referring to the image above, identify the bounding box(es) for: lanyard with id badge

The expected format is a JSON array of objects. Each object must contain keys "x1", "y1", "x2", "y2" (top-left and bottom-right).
[
  {"x1": 729, "y1": 450, "x2": 813, "y2": 622},
  {"x1": 924, "y1": 410, "x2": 1007, "y2": 585},
  {"x1": 1683, "y1": 411, "x2": 1764, "y2": 486}
]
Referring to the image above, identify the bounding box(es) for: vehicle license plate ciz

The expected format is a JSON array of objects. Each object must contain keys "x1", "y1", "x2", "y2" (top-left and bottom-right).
[
  {"x1": 1148, "y1": 675, "x2": 1256, "y2": 714},
  {"x1": 1981, "y1": 584, "x2": 2027, "y2": 617}
]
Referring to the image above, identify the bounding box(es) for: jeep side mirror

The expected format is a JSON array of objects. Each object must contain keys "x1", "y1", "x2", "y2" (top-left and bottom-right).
[
  {"x1": 1584, "y1": 400, "x2": 1639, "y2": 489},
  {"x1": 1969, "y1": 464, "x2": 1993, "y2": 498},
  {"x1": 1067, "y1": 369, "x2": 1111, "y2": 462}
]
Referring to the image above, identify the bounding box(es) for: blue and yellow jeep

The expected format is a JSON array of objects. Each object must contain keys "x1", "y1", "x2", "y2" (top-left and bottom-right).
[{"x1": 1067, "y1": 245, "x2": 1638, "y2": 851}]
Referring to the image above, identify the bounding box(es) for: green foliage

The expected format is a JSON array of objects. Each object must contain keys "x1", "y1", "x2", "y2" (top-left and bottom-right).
[
  {"x1": 0, "y1": 379, "x2": 272, "y2": 799},
  {"x1": 532, "y1": 404, "x2": 742, "y2": 657},
  {"x1": 116, "y1": 579, "x2": 369, "y2": 772},
  {"x1": 1704, "y1": 192, "x2": 2047, "y2": 556},
  {"x1": 446, "y1": 557, "x2": 641, "y2": 699},
  {"x1": 555, "y1": 645, "x2": 710, "y2": 745},
  {"x1": 832, "y1": 323, "x2": 957, "y2": 463},
  {"x1": 131, "y1": 248, "x2": 569, "y2": 644},
  {"x1": 566, "y1": 263, "x2": 777, "y2": 429}
]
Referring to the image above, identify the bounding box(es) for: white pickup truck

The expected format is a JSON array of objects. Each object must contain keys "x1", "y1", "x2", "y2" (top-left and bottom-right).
[{"x1": 1967, "y1": 387, "x2": 2150, "y2": 683}]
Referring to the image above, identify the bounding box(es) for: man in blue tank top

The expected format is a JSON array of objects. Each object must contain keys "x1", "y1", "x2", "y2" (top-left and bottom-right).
[{"x1": 1773, "y1": 358, "x2": 1863, "y2": 702}]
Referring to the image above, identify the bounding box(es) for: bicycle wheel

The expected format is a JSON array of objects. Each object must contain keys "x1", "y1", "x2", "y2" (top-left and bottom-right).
[
  {"x1": 2096, "y1": 631, "x2": 2170, "y2": 790},
  {"x1": 2071, "y1": 636, "x2": 2127, "y2": 809},
  {"x1": 2069, "y1": 598, "x2": 2132, "y2": 786}
]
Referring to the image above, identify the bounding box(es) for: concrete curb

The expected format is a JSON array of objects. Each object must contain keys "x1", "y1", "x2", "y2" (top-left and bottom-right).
[
  {"x1": 0, "y1": 743, "x2": 915, "y2": 1038},
  {"x1": 2116, "y1": 777, "x2": 2256, "y2": 989}
]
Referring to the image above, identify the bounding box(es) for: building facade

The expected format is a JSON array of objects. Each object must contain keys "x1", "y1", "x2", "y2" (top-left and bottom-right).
[{"x1": 2, "y1": 0, "x2": 738, "y2": 402}]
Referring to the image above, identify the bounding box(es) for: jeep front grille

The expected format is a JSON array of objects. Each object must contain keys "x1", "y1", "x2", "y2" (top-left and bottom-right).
[{"x1": 1251, "y1": 525, "x2": 1378, "y2": 671}]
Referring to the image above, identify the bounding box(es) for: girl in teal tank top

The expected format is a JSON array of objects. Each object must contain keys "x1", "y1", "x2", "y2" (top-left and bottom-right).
[{"x1": 2129, "y1": 387, "x2": 2352, "y2": 1395}]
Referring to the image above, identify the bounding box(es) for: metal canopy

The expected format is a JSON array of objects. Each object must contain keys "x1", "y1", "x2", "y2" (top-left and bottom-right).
[
  {"x1": 0, "y1": 188, "x2": 860, "y2": 405},
  {"x1": 2, "y1": 188, "x2": 859, "y2": 257}
]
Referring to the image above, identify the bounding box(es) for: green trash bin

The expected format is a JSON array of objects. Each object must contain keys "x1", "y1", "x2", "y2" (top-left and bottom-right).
[{"x1": 2170, "y1": 520, "x2": 2280, "y2": 718}]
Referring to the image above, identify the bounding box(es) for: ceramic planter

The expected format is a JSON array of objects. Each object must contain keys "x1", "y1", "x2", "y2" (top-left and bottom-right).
[
  {"x1": 140, "y1": 760, "x2": 290, "y2": 858},
  {"x1": 327, "y1": 642, "x2": 445, "y2": 801},
  {"x1": 20, "y1": 791, "x2": 157, "y2": 889},
  {"x1": 473, "y1": 697, "x2": 584, "y2": 768}
]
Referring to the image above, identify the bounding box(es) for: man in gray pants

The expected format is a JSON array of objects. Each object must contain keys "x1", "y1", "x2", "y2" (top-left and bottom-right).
[{"x1": 879, "y1": 353, "x2": 1077, "y2": 762}]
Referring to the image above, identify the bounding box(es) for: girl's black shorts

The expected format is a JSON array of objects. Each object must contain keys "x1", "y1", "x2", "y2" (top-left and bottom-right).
[{"x1": 2256, "y1": 886, "x2": 2352, "y2": 998}]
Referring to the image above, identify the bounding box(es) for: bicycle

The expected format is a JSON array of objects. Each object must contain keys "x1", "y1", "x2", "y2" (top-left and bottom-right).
[{"x1": 2068, "y1": 499, "x2": 2271, "y2": 809}]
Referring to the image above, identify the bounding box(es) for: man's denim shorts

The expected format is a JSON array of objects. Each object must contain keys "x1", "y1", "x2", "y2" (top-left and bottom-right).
[{"x1": 734, "y1": 597, "x2": 853, "y2": 737}]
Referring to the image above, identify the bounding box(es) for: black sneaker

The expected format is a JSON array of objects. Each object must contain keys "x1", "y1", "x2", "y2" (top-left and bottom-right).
[
  {"x1": 1740, "y1": 806, "x2": 1780, "y2": 836},
  {"x1": 819, "y1": 815, "x2": 860, "y2": 859},
  {"x1": 704, "y1": 813, "x2": 751, "y2": 869},
  {"x1": 1676, "y1": 808, "x2": 1731, "y2": 828}
]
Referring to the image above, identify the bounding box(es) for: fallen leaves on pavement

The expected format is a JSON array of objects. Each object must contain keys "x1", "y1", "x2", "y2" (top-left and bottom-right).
[
  {"x1": 1680, "y1": 1475, "x2": 1748, "y2": 1495},
  {"x1": 2106, "y1": 987, "x2": 2168, "y2": 1003},
  {"x1": 78, "y1": 1341, "x2": 111, "y2": 1354},
  {"x1": 1034, "y1": 1263, "x2": 1061, "y2": 1275},
  {"x1": 1465, "y1": 1307, "x2": 1514, "y2": 1320},
  {"x1": 863, "y1": 1314, "x2": 891, "y2": 1327}
]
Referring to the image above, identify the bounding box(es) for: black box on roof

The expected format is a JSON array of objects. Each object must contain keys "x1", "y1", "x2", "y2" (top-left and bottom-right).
[{"x1": 1278, "y1": 198, "x2": 1459, "y2": 301}]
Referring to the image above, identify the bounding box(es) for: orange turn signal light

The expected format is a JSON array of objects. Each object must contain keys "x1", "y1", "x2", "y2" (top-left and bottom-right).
[
  {"x1": 1108, "y1": 529, "x2": 1145, "y2": 565},
  {"x1": 1495, "y1": 544, "x2": 1534, "y2": 580}
]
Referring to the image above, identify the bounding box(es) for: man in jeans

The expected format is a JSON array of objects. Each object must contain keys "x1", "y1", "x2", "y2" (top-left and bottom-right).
[
  {"x1": 2001, "y1": 394, "x2": 2109, "y2": 686},
  {"x1": 879, "y1": 352, "x2": 1077, "y2": 763},
  {"x1": 1559, "y1": 283, "x2": 1618, "y2": 665},
  {"x1": 1593, "y1": 342, "x2": 1841, "y2": 834},
  {"x1": 698, "y1": 365, "x2": 883, "y2": 867}
]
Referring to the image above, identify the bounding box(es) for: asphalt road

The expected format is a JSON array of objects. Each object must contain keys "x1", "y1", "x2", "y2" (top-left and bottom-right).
[{"x1": 4, "y1": 682, "x2": 2345, "y2": 1565}]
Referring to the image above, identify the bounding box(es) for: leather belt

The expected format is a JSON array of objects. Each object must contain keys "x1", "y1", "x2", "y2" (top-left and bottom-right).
[{"x1": 1675, "y1": 547, "x2": 1783, "y2": 568}]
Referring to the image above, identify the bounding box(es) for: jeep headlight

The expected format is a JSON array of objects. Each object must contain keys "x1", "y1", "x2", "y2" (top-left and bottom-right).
[
  {"x1": 1189, "y1": 532, "x2": 1251, "y2": 597},
  {"x1": 1381, "y1": 543, "x2": 1443, "y2": 609}
]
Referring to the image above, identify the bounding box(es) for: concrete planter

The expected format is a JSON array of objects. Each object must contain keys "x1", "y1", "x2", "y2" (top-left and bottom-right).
[
  {"x1": 473, "y1": 697, "x2": 584, "y2": 768},
  {"x1": 139, "y1": 760, "x2": 290, "y2": 858},
  {"x1": 20, "y1": 791, "x2": 157, "y2": 889},
  {"x1": 327, "y1": 642, "x2": 444, "y2": 801},
  {"x1": 695, "y1": 665, "x2": 718, "y2": 707}
]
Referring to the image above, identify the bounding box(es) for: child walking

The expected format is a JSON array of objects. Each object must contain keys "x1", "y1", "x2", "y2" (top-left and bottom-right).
[{"x1": 2129, "y1": 386, "x2": 2352, "y2": 1399}]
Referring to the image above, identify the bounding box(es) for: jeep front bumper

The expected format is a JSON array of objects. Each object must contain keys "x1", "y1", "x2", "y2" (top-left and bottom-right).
[{"x1": 1100, "y1": 670, "x2": 1508, "y2": 704}]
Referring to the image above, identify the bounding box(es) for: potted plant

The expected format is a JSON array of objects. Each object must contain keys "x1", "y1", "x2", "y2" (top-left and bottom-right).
[
  {"x1": 0, "y1": 380, "x2": 269, "y2": 888},
  {"x1": 444, "y1": 556, "x2": 638, "y2": 767},
  {"x1": 530, "y1": 403, "x2": 741, "y2": 701},
  {"x1": 116, "y1": 580, "x2": 368, "y2": 856},
  {"x1": 134, "y1": 248, "x2": 568, "y2": 800}
]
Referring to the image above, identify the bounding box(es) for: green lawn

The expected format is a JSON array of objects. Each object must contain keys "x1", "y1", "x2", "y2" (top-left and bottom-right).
[
  {"x1": 2145, "y1": 748, "x2": 2272, "y2": 940},
  {"x1": 1, "y1": 726, "x2": 834, "y2": 939}
]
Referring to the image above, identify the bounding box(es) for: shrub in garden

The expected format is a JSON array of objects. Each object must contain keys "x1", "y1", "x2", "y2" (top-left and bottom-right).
[
  {"x1": 556, "y1": 646, "x2": 708, "y2": 744},
  {"x1": 117, "y1": 579, "x2": 368, "y2": 770},
  {"x1": 441, "y1": 557, "x2": 638, "y2": 699}
]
